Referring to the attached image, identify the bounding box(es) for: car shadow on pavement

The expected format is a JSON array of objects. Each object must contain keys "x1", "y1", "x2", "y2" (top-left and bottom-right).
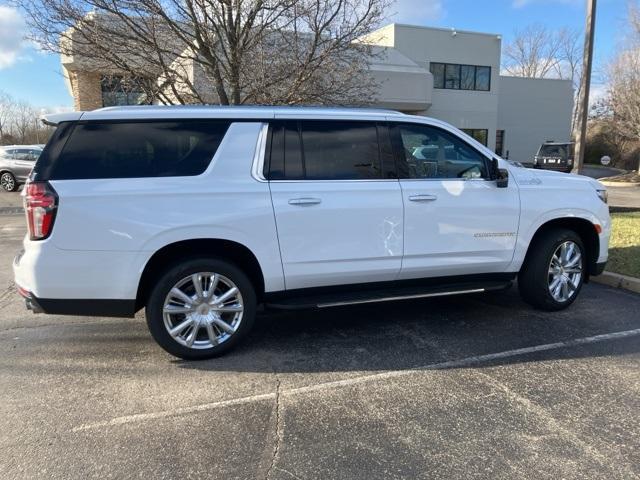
[{"x1": 171, "y1": 285, "x2": 640, "y2": 374}]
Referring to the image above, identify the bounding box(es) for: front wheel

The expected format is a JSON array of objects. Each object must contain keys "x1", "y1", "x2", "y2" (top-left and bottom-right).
[
  {"x1": 518, "y1": 228, "x2": 585, "y2": 311},
  {"x1": 146, "y1": 257, "x2": 257, "y2": 359}
]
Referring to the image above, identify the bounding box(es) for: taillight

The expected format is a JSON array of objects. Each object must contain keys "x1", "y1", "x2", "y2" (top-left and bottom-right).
[{"x1": 24, "y1": 181, "x2": 58, "y2": 240}]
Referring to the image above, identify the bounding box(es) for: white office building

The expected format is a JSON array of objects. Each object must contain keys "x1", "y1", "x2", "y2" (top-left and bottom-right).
[
  {"x1": 362, "y1": 23, "x2": 573, "y2": 163},
  {"x1": 63, "y1": 22, "x2": 573, "y2": 164}
]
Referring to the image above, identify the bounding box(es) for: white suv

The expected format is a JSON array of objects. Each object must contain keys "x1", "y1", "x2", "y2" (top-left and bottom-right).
[{"x1": 13, "y1": 106, "x2": 610, "y2": 359}]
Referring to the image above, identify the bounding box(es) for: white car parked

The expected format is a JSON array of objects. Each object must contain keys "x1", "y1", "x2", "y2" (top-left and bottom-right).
[{"x1": 13, "y1": 106, "x2": 610, "y2": 359}]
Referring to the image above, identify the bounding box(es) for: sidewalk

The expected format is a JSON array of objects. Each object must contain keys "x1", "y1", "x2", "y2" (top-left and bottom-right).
[{"x1": 606, "y1": 185, "x2": 640, "y2": 210}]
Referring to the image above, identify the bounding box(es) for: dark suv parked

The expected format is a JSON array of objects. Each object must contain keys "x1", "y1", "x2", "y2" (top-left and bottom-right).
[
  {"x1": 533, "y1": 142, "x2": 574, "y2": 174},
  {"x1": 0, "y1": 145, "x2": 44, "y2": 191}
]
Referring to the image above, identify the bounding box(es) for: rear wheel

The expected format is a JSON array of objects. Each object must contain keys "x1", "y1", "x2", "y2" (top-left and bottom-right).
[
  {"x1": 0, "y1": 172, "x2": 17, "y2": 192},
  {"x1": 518, "y1": 228, "x2": 585, "y2": 311},
  {"x1": 146, "y1": 257, "x2": 256, "y2": 359}
]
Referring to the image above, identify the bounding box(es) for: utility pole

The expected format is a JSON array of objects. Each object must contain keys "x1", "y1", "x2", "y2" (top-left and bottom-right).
[{"x1": 572, "y1": 0, "x2": 597, "y2": 174}]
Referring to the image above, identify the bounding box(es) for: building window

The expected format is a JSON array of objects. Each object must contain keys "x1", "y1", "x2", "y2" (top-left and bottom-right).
[
  {"x1": 430, "y1": 63, "x2": 491, "y2": 92},
  {"x1": 495, "y1": 130, "x2": 505, "y2": 156},
  {"x1": 101, "y1": 75, "x2": 152, "y2": 107},
  {"x1": 445, "y1": 64, "x2": 461, "y2": 89},
  {"x1": 461, "y1": 128, "x2": 488, "y2": 146},
  {"x1": 431, "y1": 63, "x2": 445, "y2": 89}
]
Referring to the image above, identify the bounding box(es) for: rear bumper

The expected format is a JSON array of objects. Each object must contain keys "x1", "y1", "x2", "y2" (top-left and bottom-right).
[
  {"x1": 16, "y1": 287, "x2": 136, "y2": 317},
  {"x1": 13, "y1": 239, "x2": 141, "y2": 301},
  {"x1": 14, "y1": 243, "x2": 139, "y2": 318}
]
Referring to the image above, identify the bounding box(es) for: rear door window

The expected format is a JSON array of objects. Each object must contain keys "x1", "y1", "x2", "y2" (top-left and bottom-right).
[
  {"x1": 538, "y1": 144, "x2": 568, "y2": 158},
  {"x1": 14, "y1": 149, "x2": 35, "y2": 161},
  {"x1": 266, "y1": 120, "x2": 389, "y2": 180},
  {"x1": 40, "y1": 120, "x2": 230, "y2": 180}
]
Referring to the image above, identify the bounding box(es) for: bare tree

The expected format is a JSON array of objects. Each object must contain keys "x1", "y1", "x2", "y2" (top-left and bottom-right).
[
  {"x1": 14, "y1": 0, "x2": 390, "y2": 106},
  {"x1": 503, "y1": 24, "x2": 583, "y2": 133},
  {"x1": 603, "y1": 1, "x2": 640, "y2": 172},
  {"x1": 11, "y1": 101, "x2": 37, "y2": 143},
  {"x1": 503, "y1": 24, "x2": 563, "y2": 78},
  {"x1": 0, "y1": 91, "x2": 54, "y2": 145},
  {"x1": 0, "y1": 91, "x2": 17, "y2": 142}
]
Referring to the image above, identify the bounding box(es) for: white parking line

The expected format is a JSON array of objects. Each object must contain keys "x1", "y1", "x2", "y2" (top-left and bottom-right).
[{"x1": 71, "y1": 328, "x2": 640, "y2": 432}]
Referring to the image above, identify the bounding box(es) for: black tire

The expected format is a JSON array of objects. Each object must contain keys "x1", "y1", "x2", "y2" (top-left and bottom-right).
[
  {"x1": 0, "y1": 172, "x2": 18, "y2": 192},
  {"x1": 146, "y1": 257, "x2": 257, "y2": 360},
  {"x1": 518, "y1": 228, "x2": 585, "y2": 311}
]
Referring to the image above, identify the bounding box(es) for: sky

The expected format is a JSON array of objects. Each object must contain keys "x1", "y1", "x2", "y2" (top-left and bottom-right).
[{"x1": 0, "y1": 0, "x2": 632, "y2": 111}]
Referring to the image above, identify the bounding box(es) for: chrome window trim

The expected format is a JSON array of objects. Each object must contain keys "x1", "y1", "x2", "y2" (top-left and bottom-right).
[
  {"x1": 267, "y1": 179, "x2": 400, "y2": 183},
  {"x1": 398, "y1": 177, "x2": 492, "y2": 183},
  {"x1": 251, "y1": 122, "x2": 269, "y2": 182}
]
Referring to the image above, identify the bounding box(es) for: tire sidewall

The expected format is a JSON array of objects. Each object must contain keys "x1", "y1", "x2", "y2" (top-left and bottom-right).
[
  {"x1": 519, "y1": 229, "x2": 586, "y2": 311},
  {"x1": 146, "y1": 257, "x2": 257, "y2": 360}
]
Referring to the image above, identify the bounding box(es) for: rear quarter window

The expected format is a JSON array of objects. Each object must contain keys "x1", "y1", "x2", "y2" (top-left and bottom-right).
[{"x1": 37, "y1": 120, "x2": 230, "y2": 180}]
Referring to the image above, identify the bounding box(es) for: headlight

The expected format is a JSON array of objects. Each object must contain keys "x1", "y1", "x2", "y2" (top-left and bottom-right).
[{"x1": 596, "y1": 189, "x2": 608, "y2": 204}]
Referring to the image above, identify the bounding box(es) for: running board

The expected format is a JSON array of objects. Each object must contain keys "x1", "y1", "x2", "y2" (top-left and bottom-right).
[{"x1": 264, "y1": 279, "x2": 512, "y2": 310}]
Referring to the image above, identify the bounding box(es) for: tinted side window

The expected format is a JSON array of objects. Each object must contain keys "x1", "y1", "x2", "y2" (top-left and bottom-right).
[
  {"x1": 394, "y1": 124, "x2": 488, "y2": 180},
  {"x1": 46, "y1": 120, "x2": 229, "y2": 180},
  {"x1": 32, "y1": 122, "x2": 75, "y2": 181},
  {"x1": 14, "y1": 149, "x2": 35, "y2": 160},
  {"x1": 267, "y1": 121, "x2": 303, "y2": 180},
  {"x1": 300, "y1": 121, "x2": 381, "y2": 180}
]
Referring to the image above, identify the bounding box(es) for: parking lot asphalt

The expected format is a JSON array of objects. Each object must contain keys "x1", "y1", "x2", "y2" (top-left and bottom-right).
[{"x1": 1, "y1": 212, "x2": 639, "y2": 479}]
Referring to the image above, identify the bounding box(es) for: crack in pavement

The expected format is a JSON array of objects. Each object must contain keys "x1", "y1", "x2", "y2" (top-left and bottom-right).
[
  {"x1": 477, "y1": 371, "x2": 638, "y2": 479},
  {"x1": 265, "y1": 378, "x2": 283, "y2": 480},
  {"x1": 69, "y1": 328, "x2": 640, "y2": 433}
]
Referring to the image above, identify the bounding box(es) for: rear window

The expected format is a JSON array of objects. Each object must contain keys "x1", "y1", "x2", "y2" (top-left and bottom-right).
[
  {"x1": 34, "y1": 120, "x2": 230, "y2": 180},
  {"x1": 538, "y1": 144, "x2": 571, "y2": 158}
]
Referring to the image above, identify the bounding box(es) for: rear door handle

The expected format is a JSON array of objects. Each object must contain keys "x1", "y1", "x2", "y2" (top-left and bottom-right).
[
  {"x1": 288, "y1": 197, "x2": 322, "y2": 206},
  {"x1": 408, "y1": 194, "x2": 437, "y2": 202}
]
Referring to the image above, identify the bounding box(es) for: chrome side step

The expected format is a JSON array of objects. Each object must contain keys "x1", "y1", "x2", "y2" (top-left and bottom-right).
[
  {"x1": 264, "y1": 279, "x2": 514, "y2": 311},
  {"x1": 317, "y1": 288, "x2": 486, "y2": 308}
]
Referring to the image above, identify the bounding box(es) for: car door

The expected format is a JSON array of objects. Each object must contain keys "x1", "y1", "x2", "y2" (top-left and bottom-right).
[
  {"x1": 267, "y1": 120, "x2": 404, "y2": 290},
  {"x1": 392, "y1": 121, "x2": 520, "y2": 280},
  {"x1": 13, "y1": 148, "x2": 38, "y2": 181}
]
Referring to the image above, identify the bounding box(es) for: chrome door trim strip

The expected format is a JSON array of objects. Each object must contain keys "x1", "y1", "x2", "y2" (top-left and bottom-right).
[{"x1": 316, "y1": 288, "x2": 486, "y2": 308}]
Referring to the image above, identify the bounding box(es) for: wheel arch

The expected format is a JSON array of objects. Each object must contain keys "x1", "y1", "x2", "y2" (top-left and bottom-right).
[
  {"x1": 524, "y1": 217, "x2": 600, "y2": 279},
  {"x1": 135, "y1": 238, "x2": 265, "y2": 311}
]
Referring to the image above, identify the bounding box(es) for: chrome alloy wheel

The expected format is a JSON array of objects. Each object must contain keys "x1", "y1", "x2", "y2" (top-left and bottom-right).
[
  {"x1": 162, "y1": 272, "x2": 244, "y2": 349},
  {"x1": 1, "y1": 173, "x2": 15, "y2": 191},
  {"x1": 548, "y1": 241, "x2": 583, "y2": 302}
]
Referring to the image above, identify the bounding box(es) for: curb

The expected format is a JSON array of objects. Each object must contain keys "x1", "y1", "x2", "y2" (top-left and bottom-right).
[
  {"x1": 600, "y1": 181, "x2": 640, "y2": 188},
  {"x1": 592, "y1": 271, "x2": 640, "y2": 294}
]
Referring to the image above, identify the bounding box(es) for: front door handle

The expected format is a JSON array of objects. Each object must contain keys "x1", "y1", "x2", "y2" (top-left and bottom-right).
[
  {"x1": 288, "y1": 197, "x2": 322, "y2": 206},
  {"x1": 408, "y1": 194, "x2": 438, "y2": 202}
]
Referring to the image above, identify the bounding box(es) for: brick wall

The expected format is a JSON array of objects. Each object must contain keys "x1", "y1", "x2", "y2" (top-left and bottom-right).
[{"x1": 69, "y1": 71, "x2": 103, "y2": 111}]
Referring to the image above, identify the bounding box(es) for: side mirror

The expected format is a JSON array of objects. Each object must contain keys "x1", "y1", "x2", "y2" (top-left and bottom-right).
[{"x1": 491, "y1": 158, "x2": 509, "y2": 188}]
